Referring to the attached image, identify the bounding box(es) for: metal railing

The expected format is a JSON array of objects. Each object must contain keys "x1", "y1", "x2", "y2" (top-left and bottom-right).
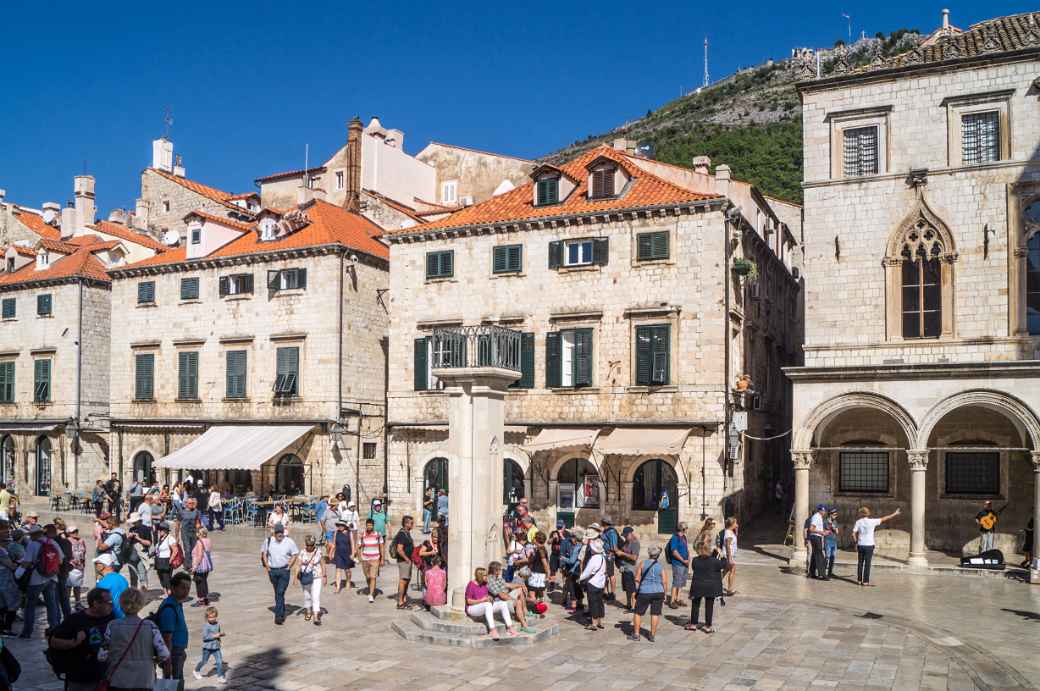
[{"x1": 431, "y1": 325, "x2": 522, "y2": 372}]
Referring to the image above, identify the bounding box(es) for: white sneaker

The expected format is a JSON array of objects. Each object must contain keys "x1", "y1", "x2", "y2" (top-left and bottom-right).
[
  {"x1": 368, "y1": 594, "x2": 374, "y2": 603},
  {"x1": 193, "y1": 670, "x2": 203, "y2": 680},
  {"x1": 218, "y1": 676, "x2": 227, "y2": 684}
]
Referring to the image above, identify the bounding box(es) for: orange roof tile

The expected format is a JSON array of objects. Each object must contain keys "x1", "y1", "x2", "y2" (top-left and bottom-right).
[
  {"x1": 13, "y1": 210, "x2": 61, "y2": 240},
  {"x1": 36, "y1": 237, "x2": 80, "y2": 255},
  {"x1": 10, "y1": 245, "x2": 36, "y2": 258},
  {"x1": 89, "y1": 221, "x2": 169, "y2": 253},
  {"x1": 184, "y1": 210, "x2": 256, "y2": 233},
  {"x1": 119, "y1": 199, "x2": 388, "y2": 271},
  {"x1": 148, "y1": 169, "x2": 256, "y2": 217},
  {"x1": 402, "y1": 145, "x2": 721, "y2": 235},
  {"x1": 0, "y1": 245, "x2": 110, "y2": 288}
]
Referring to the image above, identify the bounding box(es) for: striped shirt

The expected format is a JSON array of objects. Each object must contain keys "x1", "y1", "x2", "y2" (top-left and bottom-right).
[{"x1": 360, "y1": 531, "x2": 382, "y2": 561}]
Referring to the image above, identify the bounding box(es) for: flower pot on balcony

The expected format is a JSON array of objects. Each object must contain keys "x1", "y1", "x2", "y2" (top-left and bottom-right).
[{"x1": 732, "y1": 258, "x2": 754, "y2": 276}]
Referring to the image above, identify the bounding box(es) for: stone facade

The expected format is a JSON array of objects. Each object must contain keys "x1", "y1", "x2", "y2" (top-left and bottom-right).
[
  {"x1": 790, "y1": 20, "x2": 1040, "y2": 567},
  {"x1": 138, "y1": 168, "x2": 252, "y2": 240},
  {"x1": 415, "y1": 142, "x2": 533, "y2": 206}
]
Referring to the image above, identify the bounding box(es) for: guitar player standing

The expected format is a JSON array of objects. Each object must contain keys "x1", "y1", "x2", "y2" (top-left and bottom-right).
[{"x1": 975, "y1": 500, "x2": 999, "y2": 553}]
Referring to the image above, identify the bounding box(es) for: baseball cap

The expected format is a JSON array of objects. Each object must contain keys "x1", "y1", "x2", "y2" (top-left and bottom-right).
[
  {"x1": 587, "y1": 522, "x2": 601, "y2": 532},
  {"x1": 67, "y1": 525, "x2": 79, "y2": 534},
  {"x1": 816, "y1": 504, "x2": 827, "y2": 511},
  {"x1": 621, "y1": 526, "x2": 633, "y2": 536},
  {"x1": 93, "y1": 553, "x2": 115, "y2": 567},
  {"x1": 273, "y1": 523, "x2": 285, "y2": 534}
]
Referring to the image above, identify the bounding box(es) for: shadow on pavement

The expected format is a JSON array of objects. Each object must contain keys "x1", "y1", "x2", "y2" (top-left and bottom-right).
[{"x1": 1001, "y1": 607, "x2": 1040, "y2": 622}]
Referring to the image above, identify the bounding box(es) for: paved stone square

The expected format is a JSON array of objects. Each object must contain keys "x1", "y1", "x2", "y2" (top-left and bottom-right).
[{"x1": 8, "y1": 511, "x2": 1039, "y2": 690}]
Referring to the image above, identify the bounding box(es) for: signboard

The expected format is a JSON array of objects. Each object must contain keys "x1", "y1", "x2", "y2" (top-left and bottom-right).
[{"x1": 732, "y1": 412, "x2": 749, "y2": 432}]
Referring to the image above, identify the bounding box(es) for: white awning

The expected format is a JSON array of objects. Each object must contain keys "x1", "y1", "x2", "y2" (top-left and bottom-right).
[
  {"x1": 154, "y1": 425, "x2": 314, "y2": 471},
  {"x1": 525, "y1": 427, "x2": 600, "y2": 452},
  {"x1": 594, "y1": 427, "x2": 692, "y2": 456}
]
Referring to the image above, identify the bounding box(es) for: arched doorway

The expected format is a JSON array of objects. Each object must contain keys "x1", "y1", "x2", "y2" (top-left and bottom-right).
[
  {"x1": 423, "y1": 457, "x2": 449, "y2": 495},
  {"x1": 132, "y1": 451, "x2": 154, "y2": 485},
  {"x1": 274, "y1": 454, "x2": 304, "y2": 495},
  {"x1": 504, "y1": 458, "x2": 524, "y2": 505},
  {"x1": 556, "y1": 458, "x2": 599, "y2": 528},
  {"x1": 0, "y1": 436, "x2": 13, "y2": 487},
  {"x1": 35, "y1": 436, "x2": 52, "y2": 496},
  {"x1": 632, "y1": 459, "x2": 679, "y2": 534}
]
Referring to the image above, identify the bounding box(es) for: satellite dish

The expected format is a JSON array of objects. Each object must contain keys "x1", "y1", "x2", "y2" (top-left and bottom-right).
[{"x1": 162, "y1": 230, "x2": 180, "y2": 246}]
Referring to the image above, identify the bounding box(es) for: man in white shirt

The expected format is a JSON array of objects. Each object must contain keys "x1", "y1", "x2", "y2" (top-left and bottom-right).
[
  {"x1": 853, "y1": 506, "x2": 900, "y2": 586},
  {"x1": 808, "y1": 505, "x2": 828, "y2": 581},
  {"x1": 339, "y1": 500, "x2": 360, "y2": 532},
  {"x1": 260, "y1": 523, "x2": 299, "y2": 625}
]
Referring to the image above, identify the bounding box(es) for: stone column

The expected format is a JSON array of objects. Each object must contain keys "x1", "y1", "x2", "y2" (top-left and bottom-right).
[
  {"x1": 789, "y1": 450, "x2": 813, "y2": 569},
  {"x1": 1032, "y1": 452, "x2": 1040, "y2": 584},
  {"x1": 432, "y1": 366, "x2": 520, "y2": 610},
  {"x1": 907, "y1": 449, "x2": 929, "y2": 570}
]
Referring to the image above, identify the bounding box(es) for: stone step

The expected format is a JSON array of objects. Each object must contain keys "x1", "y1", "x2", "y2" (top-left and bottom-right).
[
  {"x1": 410, "y1": 611, "x2": 490, "y2": 636},
  {"x1": 391, "y1": 615, "x2": 559, "y2": 648}
]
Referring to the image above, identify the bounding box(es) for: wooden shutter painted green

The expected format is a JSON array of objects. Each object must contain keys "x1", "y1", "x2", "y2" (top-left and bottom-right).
[
  {"x1": 34, "y1": 358, "x2": 50, "y2": 402},
  {"x1": 573, "y1": 329, "x2": 593, "y2": 386},
  {"x1": 134, "y1": 353, "x2": 154, "y2": 400},
  {"x1": 426, "y1": 251, "x2": 453, "y2": 279},
  {"x1": 545, "y1": 332, "x2": 561, "y2": 388},
  {"x1": 295, "y1": 268, "x2": 307, "y2": 290},
  {"x1": 635, "y1": 326, "x2": 653, "y2": 385},
  {"x1": 180, "y1": 277, "x2": 199, "y2": 300},
  {"x1": 547, "y1": 241, "x2": 563, "y2": 269},
  {"x1": 592, "y1": 237, "x2": 609, "y2": 266},
  {"x1": 536, "y1": 178, "x2": 559, "y2": 205},
  {"x1": 637, "y1": 231, "x2": 669, "y2": 261},
  {"x1": 178, "y1": 351, "x2": 198, "y2": 400},
  {"x1": 493, "y1": 245, "x2": 522, "y2": 274},
  {"x1": 1, "y1": 298, "x2": 14, "y2": 319},
  {"x1": 0, "y1": 361, "x2": 14, "y2": 403},
  {"x1": 413, "y1": 337, "x2": 428, "y2": 391},
  {"x1": 137, "y1": 281, "x2": 155, "y2": 304},
  {"x1": 218, "y1": 276, "x2": 230, "y2": 297},
  {"x1": 510, "y1": 332, "x2": 535, "y2": 389},
  {"x1": 276, "y1": 347, "x2": 299, "y2": 395},
  {"x1": 226, "y1": 350, "x2": 247, "y2": 399},
  {"x1": 651, "y1": 325, "x2": 670, "y2": 384},
  {"x1": 240, "y1": 274, "x2": 254, "y2": 294},
  {"x1": 36, "y1": 294, "x2": 52, "y2": 316}
]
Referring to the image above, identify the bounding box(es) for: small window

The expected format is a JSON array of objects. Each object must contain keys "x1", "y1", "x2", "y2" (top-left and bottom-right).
[
  {"x1": 635, "y1": 324, "x2": 670, "y2": 385},
  {"x1": 839, "y1": 451, "x2": 889, "y2": 493},
  {"x1": 177, "y1": 351, "x2": 199, "y2": 400},
  {"x1": 190, "y1": 227, "x2": 201, "y2": 245},
  {"x1": 226, "y1": 350, "x2": 247, "y2": 399},
  {"x1": 336, "y1": 171, "x2": 345, "y2": 190},
  {"x1": 961, "y1": 111, "x2": 1000, "y2": 166},
  {"x1": 441, "y1": 181, "x2": 458, "y2": 204},
  {"x1": 426, "y1": 251, "x2": 454, "y2": 280},
  {"x1": 134, "y1": 353, "x2": 155, "y2": 401},
  {"x1": 492, "y1": 245, "x2": 523, "y2": 274},
  {"x1": 309, "y1": 176, "x2": 321, "y2": 189},
  {"x1": 842, "y1": 126, "x2": 879, "y2": 177},
  {"x1": 590, "y1": 166, "x2": 616, "y2": 199},
  {"x1": 0, "y1": 361, "x2": 14, "y2": 403},
  {"x1": 945, "y1": 451, "x2": 999, "y2": 495},
  {"x1": 1, "y1": 298, "x2": 14, "y2": 320},
  {"x1": 564, "y1": 240, "x2": 593, "y2": 267},
  {"x1": 637, "y1": 231, "x2": 669, "y2": 261},
  {"x1": 162, "y1": 200, "x2": 171, "y2": 213},
  {"x1": 362, "y1": 442, "x2": 377, "y2": 459},
  {"x1": 274, "y1": 346, "x2": 299, "y2": 396},
  {"x1": 137, "y1": 281, "x2": 155, "y2": 305},
  {"x1": 36, "y1": 294, "x2": 52, "y2": 317},
  {"x1": 33, "y1": 358, "x2": 51, "y2": 403},
  {"x1": 219, "y1": 274, "x2": 254, "y2": 297},
  {"x1": 535, "y1": 177, "x2": 559, "y2": 206},
  {"x1": 180, "y1": 277, "x2": 200, "y2": 301},
  {"x1": 545, "y1": 328, "x2": 593, "y2": 388}
]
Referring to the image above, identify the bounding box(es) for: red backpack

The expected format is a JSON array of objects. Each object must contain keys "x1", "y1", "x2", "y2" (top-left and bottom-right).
[{"x1": 37, "y1": 540, "x2": 62, "y2": 578}]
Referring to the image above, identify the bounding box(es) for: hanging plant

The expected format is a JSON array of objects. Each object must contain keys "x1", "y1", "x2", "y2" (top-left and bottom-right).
[{"x1": 732, "y1": 257, "x2": 758, "y2": 282}]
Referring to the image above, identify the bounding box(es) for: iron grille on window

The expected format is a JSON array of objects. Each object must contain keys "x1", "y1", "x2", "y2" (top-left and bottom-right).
[
  {"x1": 962, "y1": 111, "x2": 1000, "y2": 166},
  {"x1": 842, "y1": 126, "x2": 879, "y2": 177},
  {"x1": 838, "y1": 451, "x2": 889, "y2": 493},
  {"x1": 945, "y1": 452, "x2": 999, "y2": 495}
]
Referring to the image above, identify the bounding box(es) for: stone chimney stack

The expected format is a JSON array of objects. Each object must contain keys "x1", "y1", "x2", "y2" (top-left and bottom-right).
[
  {"x1": 60, "y1": 201, "x2": 76, "y2": 240},
  {"x1": 74, "y1": 175, "x2": 96, "y2": 230},
  {"x1": 715, "y1": 164, "x2": 732, "y2": 198},
  {"x1": 173, "y1": 154, "x2": 186, "y2": 178},
  {"x1": 942, "y1": 8, "x2": 950, "y2": 30},
  {"x1": 152, "y1": 138, "x2": 174, "y2": 172},
  {"x1": 692, "y1": 156, "x2": 712, "y2": 175},
  {"x1": 41, "y1": 202, "x2": 61, "y2": 225},
  {"x1": 612, "y1": 138, "x2": 636, "y2": 154},
  {"x1": 134, "y1": 198, "x2": 151, "y2": 231},
  {"x1": 344, "y1": 116, "x2": 363, "y2": 213}
]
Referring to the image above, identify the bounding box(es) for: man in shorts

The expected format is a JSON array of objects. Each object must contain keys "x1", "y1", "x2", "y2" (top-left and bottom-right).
[
  {"x1": 357, "y1": 518, "x2": 383, "y2": 604},
  {"x1": 667, "y1": 523, "x2": 690, "y2": 608},
  {"x1": 618, "y1": 527, "x2": 640, "y2": 610},
  {"x1": 391, "y1": 515, "x2": 415, "y2": 609}
]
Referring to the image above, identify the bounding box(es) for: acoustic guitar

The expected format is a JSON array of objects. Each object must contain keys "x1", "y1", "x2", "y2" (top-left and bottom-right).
[{"x1": 979, "y1": 504, "x2": 1008, "y2": 531}]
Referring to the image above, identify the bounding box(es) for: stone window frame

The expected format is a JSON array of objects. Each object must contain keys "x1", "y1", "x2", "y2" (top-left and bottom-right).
[
  {"x1": 625, "y1": 306, "x2": 680, "y2": 392},
  {"x1": 943, "y1": 90, "x2": 1013, "y2": 169},
  {"x1": 826, "y1": 106, "x2": 891, "y2": 180},
  {"x1": 631, "y1": 226, "x2": 675, "y2": 267},
  {"x1": 936, "y1": 449, "x2": 1008, "y2": 502},
  {"x1": 1007, "y1": 182, "x2": 1040, "y2": 337},
  {"x1": 828, "y1": 438, "x2": 900, "y2": 501}
]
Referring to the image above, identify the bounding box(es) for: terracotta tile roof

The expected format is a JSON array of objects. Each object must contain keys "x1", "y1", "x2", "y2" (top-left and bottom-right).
[
  {"x1": 226, "y1": 192, "x2": 259, "y2": 201},
  {"x1": 851, "y1": 11, "x2": 1040, "y2": 75},
  {"x1": 254, "y1": 166, "x2": 326, "y2": 183},
  {"x1": 185, "y1": 210, "x2": 256, "y2": 233},
  {"x1": 89, "y1": 221, "x2": 169, "y2": 252},
  {"x1": 0, "y1": 243, "x2": 111, "y2": 288},
  {"x1": 399, "y1": 145, "x2": 721, "y2": 235},
  {"x1": 148, "y1": 169, "x2": 256, "y2": 217},
  {"x1": 36, "y1": 237, "x2": 80, "y2": 255},
  {"x1": 10, "y1": 245, "x2": 36, "y2": 258},
  {"x1": 13, "y1": 210, "x2": 61, "y2": 240},
  {"x1": 362, "y1": 190, "x2": 427, "y2": 225},
  {"x1": 119, "y1": 199, "x2": 388, "y2": 271}
]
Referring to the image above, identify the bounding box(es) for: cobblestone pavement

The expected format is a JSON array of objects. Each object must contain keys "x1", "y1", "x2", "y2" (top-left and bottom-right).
[{"x1": 8, "y1": 511, "x2": 1039, "y2": 690}]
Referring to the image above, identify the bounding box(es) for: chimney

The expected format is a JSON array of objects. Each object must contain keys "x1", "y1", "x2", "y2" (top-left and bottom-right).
[
  {"x1": 60, "y1": 200, "x2": 76, "y2": 239},
  {"x1": 0, "y1": 189, "x2": 5, "y2": 203},
  {"x1": 942, "y1": 8, "x2": 950, "y2": 30},
  {"x1": 612, "y1": 138, "x2": 636, "y2": 154},
  {"x1": 74, "y1": 175, "x2": 96, "y2": 229},
  {"x1": 134, "y1": 198, "x2": 151, "y2": 230},
  {"x1": 152, "y1": 138, "x2": 174, "y2": 172},
  {"x1": 715, "y1": 164, "x2": 732, "y2": 198},
  {"x1": 108, "y1": 208, "x2": 128, "y2": 224},
  {"x1": 692, "y1": 156, "x2": 712, "y2": 175},
  {"x1": 297, "y1": 185, "x2": 314, "y2": 206},
  {"x1": 41, "y1": 202, "x2": 61, "y2": 225},
  {"x1": 173, "y1": 153, "x2": 186, "y2": 178},
  {"x1": 344, "y1": 116, "x2": 363, "y2": 213}
]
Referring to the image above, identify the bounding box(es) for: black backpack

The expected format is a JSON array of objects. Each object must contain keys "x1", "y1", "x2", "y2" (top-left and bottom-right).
[
  {"x1": 113, "y1": 530, "x2": 135, "y2": 565},
  {"x1": 147, "y1": 600, "x2": 174, "y2": 627},
  {"x1": 44, "y1": 641, "x2": 73, "y2": 680}
]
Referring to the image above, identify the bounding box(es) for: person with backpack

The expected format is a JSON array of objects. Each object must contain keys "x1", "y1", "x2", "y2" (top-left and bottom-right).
[
  {"x1": 600, "y1": 516, "x2": 621, "y2": 602},
  {"x1": 665, "y1": 523, "x2": 690, "y2": 609},
  {"x1": 157, "y1": 572, "x2": 191, "y2": 681},
  {"x1": 618, "y1": 527, "x2": 640, "y2": 611},
  {"x1": 95, "y1": 515, "x2": 128, "y2": 572},
  {"x1": 191, "y1": 527, "x2": 214, "y2": 608},
  {"x1": 93, "y1": 553, "x2": 128, "y2": 620},
  {"x1": 558, "y1": 530, "x2": 580, "y2": 612},
  {"x1": 124, "y1": 513, "x2": 152, "y2": 593},
  {"x1": 51, "y1": 518, "x2": 74, "y2": 620},
  {"x1": 629, "y1": 545, "x2": 668, "y2": 642},
  {"x1": 390, "y1": 515, "x2": 415, "y2": 610},
  {"x1": 17, "y1": 523, "x2": 62, "y2": 637},
  {"x1": 106, "y1": 587, "x2": 171, "y2": 689},
  {"x1": 578, "y1": 539, "x2": 607, "y2": 631},
  {"x1": 46, "y1": 587, "x2": 115, "y2": 691}
]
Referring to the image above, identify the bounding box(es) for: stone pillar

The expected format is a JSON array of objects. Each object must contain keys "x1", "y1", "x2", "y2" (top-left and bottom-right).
[
  {"x1": 433, "y1": 366, "x2": 520, "y2": 610},
  {"x1": 789, "y1": 450, "x2": 813, "y2": 569},
  {"x1": 1032, "y1": 452, "x2": 1040, "y2": 584},
  {"x1": 907, "y1": 449, "x2": 929, "y2": 570}
]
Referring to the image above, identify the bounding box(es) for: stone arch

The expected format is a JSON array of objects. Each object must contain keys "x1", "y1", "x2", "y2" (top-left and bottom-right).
[
  {"x1": 884, "y1": 195, "x2": 958, "y2": 260},
  {"x1": 548, "y1": 451, "x2": 605, "y2": 481},
  {"x1": 917, "y1": 389, "x2": 1040, "y2": 450},
  {"x1": 621, "y1": 454, "x2": 681, "y2": 484},
  {"x1": 412, "y1": 450, "x2": 458, "y2": 514},
  {"x1": 795, "y1": 392, "x2": 918, "y2": 451}
]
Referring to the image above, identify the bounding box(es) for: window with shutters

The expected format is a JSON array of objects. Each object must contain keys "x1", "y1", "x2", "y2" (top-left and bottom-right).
[
  {"x1": 33, "y1": 358, "x2": 50, "y2": 403},
  {"x1": 274, "y1": 346, "x2": 299, "y2": 396},
  {"x1": 564, "y1": 240, "x2": 593, "y2": 267},
  {"x1": 492, "y1": 245, "x2": 523, "y2": 274},
  {"x1": 635, "y1": 324, "x2": 670, "y2": 386},
  {"x1": 842, "y1": 126, "x2": 879, "y2": 177},
  {"x1": 225, "y1": 350, "x2": 247, "y2": 399},
  {"x1": 636, "y1": 231, "x2": 669, "y2": 262},
  {"x1": 36, "y1": 294, "x2": 52, "y2": 317},
  {"x1": 589, "y1": 165, "x2": 616, "y2": 199},
  {"x1": 190, "y1": 226, "x2": 202, "y2": 245},
  {"x1": 961, "y1": 111, "x2": 1000, "y2": 166},
  {"x1": 945, "y1": 451, "x2": 999, "y2": 496},
  {"x1": 133, "y1": 353, "x2": 155, "y2": 400},
  {"x1": 1, "y1": 298, "x2": 15, "y2": 320},
  {"x1": 219, "y1": 273, "x2": 254, "y2": 297},
  {"x1": 177, "y1": 351, "x2": 199, "y2": 400},
  {"x1": 277, "y1": 268, "x2": 306, "y2": 291},
  {"x1": 0, "y1": 361, "x2": 14, "y2": 403},
  {"x1": 546, "y1": 328, "x2": 593, "y2": 388},
  {"x1": 508, "y1": 332, "x2": 535, "y2": 389},
  {"x1": 180, "y1": 277, "x2": 200, "y2": 301},
  {"x1": 425, "y1": 251, "x2": 454, "y2": 280},
  {"x1": 535, "y1": 177, "x2": 560, "y2": 206},
  {"x1": 441, "y1": 181, "x2": 458, "y2": 204},
  {"x1": 137, "y1": 281, "x2": 155, "y2": 305}
]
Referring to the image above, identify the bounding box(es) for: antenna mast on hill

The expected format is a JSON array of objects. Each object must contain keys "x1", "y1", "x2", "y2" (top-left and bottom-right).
[
  {"x1": 703, "y1": 37, "x2": 710, "y2": 87},
  {"x1": 841, "y1": 12, "x2": 852, "y2": 43}
]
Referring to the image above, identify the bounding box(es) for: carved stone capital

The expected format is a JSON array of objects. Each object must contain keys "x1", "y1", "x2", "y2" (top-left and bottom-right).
[
  {"x1": 908, "y1": 449, "x2": 929, "y2": 471},
  {"x1": 791, "y1": 449, "x2": 814, "y2": 470}
]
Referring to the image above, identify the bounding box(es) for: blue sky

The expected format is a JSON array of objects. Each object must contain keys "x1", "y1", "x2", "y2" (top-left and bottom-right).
[{"x1": 0, "y1": 1, "x2": 1033, "y2": 213}]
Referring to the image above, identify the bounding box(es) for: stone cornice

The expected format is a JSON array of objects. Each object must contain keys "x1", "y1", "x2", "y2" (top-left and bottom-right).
[
  {"x1": 784, "y1": 360, "x2": 1040, "y2": 382},
  {"x1": 0, "y1": 275, "x2": 110, "y2": 294},
  {"x1": 803, "y1": 158, "x2": 1040, "y2": 190}
]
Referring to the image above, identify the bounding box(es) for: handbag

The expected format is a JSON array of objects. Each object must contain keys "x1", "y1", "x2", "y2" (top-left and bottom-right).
[
  {"x1": 298, "y1": 551, "x2": 318, "y2": 586},
  {"x1": 97, "y1": 618, "x2": 144, "y2": 691},
  {"x1": 153, "y1": 679, "x2": 183, "y2": 691}
]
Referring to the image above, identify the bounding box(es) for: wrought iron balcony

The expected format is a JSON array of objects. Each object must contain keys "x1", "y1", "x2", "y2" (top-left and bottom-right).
[{"x1": 430, "y1": 325, "x2": 522, "y2": 372}]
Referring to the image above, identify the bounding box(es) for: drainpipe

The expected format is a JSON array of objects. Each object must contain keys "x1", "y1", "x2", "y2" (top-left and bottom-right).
[
  {"x1": 74, "y1": 279, "x2": 83, "y2": 491},
  {"x1": 337, "y1": 251, "x2": 344, "y2": 499}
]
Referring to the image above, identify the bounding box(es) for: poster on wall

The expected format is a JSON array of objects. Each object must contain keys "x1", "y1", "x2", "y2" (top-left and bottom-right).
[
  {"x1": 558, "y1": 483, "x2": 575, "y2": 510},
  {"x1": 576, "y1": 473, "x2": 599, "y2": 508}
]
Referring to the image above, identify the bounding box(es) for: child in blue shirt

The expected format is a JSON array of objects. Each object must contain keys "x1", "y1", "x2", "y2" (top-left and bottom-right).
[{"x1": 193, "y1": 606, "x2": 225, "y2": 683}]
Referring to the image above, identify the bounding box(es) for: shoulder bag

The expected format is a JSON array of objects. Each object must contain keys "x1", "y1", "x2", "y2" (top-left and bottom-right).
[{"x1": 96, "y1": 618, "x2": 145, "y2": 691}]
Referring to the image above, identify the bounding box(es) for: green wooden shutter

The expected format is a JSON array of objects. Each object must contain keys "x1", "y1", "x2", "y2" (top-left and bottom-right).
[
  {"x1": 135, "y1": 353, "x2": 154, "y2": 400},
  {"x1": 296, "y1": 268, "x2": 307, "y2": 290},
  {"x1": 545, "y1": 332, "x2": 561, "y2": 388},
  {"x1": 218, "y1": 277, "x2": 229, "y2": 297},
  {"x1": 241, "y1": 274, "x2": 254, "y2": 294},
  {"x1": 637, "y1": 233, "x2": 654, "y2": 262},
  {"x1": 574, "y1": 329, "x2": 593, "y2": 387},
  {"x1": 426, "y1": 253, "x2": 438, "y2": 279},
  {"x1": 180, "y1": 277, "x2": 199, "y2": 300},
  {"x1": 635, "y1": 326, "x2": 652, "y2": 385},
  {"x1": 36, "y1": 294, "x2": 52, "y2": 316},
  {"x1": 0, "y1": 362, "x2": 14, "y2": 402},
  {"x1": 413, "y1": 337, "x2": 428, "y2": 391},
  {"x1": 507, "y1": 245, "x2": 522, "y2": 272},
  {"x1": 226, "y1": 350, "x2": 247, "y2": 398},
  {"x1": 34, "y1": 359, "x2": 50, "y2": 402},
  {"x1": 513, "y1": 332, "x2": 534, "y2": 389},
  {"x1": 137, "y1": 282, "x2": 154, "y2": 304},
  {"x1": 492, "y1": 247, "x2": 508, "y2": 274},
  {"x1": 1, "y1": 299, "x2": 14, "y2": 319},
  {"x1": 178, "y1": 351, "x2": 198, "y2": 400},
  {"x1": 548, "y1": 241, "x2": 563, "y2": 269},
  {"x1": 652, "y1": 231, "x2": 669, "y2": 260},
  {"x1": 651, "y1": 325, "x2": 670, "y2": 384},
  {"x1": 592, "y1": 237, "x2": 609, "y2": 266},
  {"x1": 276, "y1": 347, "x2": 299, "y2": 395}
]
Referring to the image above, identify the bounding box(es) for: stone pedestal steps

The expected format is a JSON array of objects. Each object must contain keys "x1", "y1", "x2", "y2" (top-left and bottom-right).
[{"x1": 391, "y1": 608, "x2": 560, "y2": 648}]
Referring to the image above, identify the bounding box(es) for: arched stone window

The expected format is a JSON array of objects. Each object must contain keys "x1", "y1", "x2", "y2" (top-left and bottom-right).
[
  {"x1": 884, "y1": 197, "x2": 957, "y2": 340},
  {"x1": 503, "y1": 458, "x2": 524, "y2": 504}
]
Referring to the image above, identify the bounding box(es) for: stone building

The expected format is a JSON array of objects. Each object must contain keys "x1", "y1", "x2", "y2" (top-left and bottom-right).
[
  {"x1": 789, "y1": 10, "x2": 1040, "y2": 570},
  {"x1": 106, "y1": 198, "x2": 389, "y2": 502},
  {"x1": 385, "y1": 142, "x2": 801, "y2": 537}
]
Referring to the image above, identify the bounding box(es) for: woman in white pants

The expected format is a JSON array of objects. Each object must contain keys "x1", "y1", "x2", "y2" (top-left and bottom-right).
[
  {"x1": 297, "y1": 535, "x2": 326, "y2": 625},
  {"x1": 464, "y1": 567, "x2": 518, "y2": 640}
]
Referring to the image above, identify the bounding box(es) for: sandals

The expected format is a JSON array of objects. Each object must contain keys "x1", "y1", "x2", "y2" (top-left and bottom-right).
[
  {"x1": 684, "y1": 623, "x2": 700, "y2": 631},
  {"x1": 489, "y1": 629, "x2": 500, "y2": 640},
  {"x1": 703, "y1": 626, "x2": 715, "y2": 634}
]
